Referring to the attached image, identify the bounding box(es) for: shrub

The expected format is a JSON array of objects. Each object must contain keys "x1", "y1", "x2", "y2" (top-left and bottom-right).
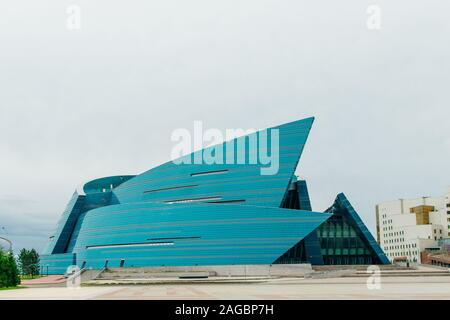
[
  {"x1": 0, "y1": 248, "x2": 20, "y2": 288},
  {"x1": 18, "y1": 248, "x2": 40, "y2": 277}
]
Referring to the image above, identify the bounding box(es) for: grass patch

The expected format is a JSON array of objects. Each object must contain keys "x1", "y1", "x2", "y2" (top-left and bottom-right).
[{"x1": 0, "y1": 286, "x2": 26, "y2": 291}]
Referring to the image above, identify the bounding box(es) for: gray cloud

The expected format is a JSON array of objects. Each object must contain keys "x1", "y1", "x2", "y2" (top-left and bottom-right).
[{"x1": 0, "y1": 0, "x2": 449, "y2": 252}]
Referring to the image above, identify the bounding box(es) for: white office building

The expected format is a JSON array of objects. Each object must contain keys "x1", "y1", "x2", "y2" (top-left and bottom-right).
[{"x1": 376, "y1": 188, "x2": 450, "y2": 263}]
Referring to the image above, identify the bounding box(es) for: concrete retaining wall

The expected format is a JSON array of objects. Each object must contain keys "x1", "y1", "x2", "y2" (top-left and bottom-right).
[{"x1": 105, "y1": 264, "x2": 313, "y2": 278}]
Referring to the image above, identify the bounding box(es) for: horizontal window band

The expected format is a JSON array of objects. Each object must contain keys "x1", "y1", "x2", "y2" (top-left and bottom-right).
[
  {"x1": 130, "y1": 185, "x2": 287, "y2": 199},
  {"x1": 74, "y1": 253, "x2": 279, "y2": 262},
  {"x1": 116, "y1": 170, "x2": 294, "y2": 193},
  {"x1": 163, "y1": 196, "x2": 221, "y2": 204},
  {"x1": 146, "y1": 236, "x2": 201, "y2": 241},
  {"x1": 143, "y1": 184, "x2": 198, "y2": 194},
  {"x1": 79, "y1": 217, "x2": 326, "y2": 234},
  {"x1": 76, "y1": 235, "x2": 302, "y2": 244},
  {"x1": 89, "y1": 244, "x2": 292, "y2": 254},
  {"x1": 190, "y1": 169, "x2": 229, "y2": 177},
  {"x1": 74, "y1": 240, "x2": 305, "y2": 252},
  {"x1": 206, "y1": 199, "x2": 246, "y2": 204},
  {"x1": 86, "y1": 241, "x2": 174, "y2": 250}
]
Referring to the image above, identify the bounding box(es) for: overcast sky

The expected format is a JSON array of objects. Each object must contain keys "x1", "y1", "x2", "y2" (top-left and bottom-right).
[{"x1": 0, "y1": 1, "x2": 449, "y2": 252}]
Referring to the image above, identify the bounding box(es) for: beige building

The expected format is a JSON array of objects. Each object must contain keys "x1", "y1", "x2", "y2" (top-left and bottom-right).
[{"x1": 376, "y1": 188, "x2": 450, "y2": 263}]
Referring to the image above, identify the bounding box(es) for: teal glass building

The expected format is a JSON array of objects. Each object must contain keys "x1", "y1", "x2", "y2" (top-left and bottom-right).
[{"x1": 41, "y1": 117, "x2": 389, "y2": 274}]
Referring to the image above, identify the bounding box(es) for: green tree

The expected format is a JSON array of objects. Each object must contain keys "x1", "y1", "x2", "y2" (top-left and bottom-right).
[
  {"x1": 18, "y1": 248, "x2": 40, "y2": 277},
  {"x1": 0, "y1": 248, "x2": 20, "y2": 288},
  {"x1": 29, "y1": 249, "x2": 40, "y2": 276}
]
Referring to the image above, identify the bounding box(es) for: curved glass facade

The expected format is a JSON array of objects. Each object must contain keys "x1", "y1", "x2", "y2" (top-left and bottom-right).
[{"x1": 41, "y1": 117, "x2": 388, "y2": 274}]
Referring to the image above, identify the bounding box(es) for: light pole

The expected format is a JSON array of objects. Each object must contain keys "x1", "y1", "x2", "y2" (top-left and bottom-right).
[{"x1": 0, "y1": 236, "x2": 12, "y2": 253}]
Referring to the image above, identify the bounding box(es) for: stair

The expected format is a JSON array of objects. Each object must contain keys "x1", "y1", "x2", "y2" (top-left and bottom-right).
[
  {"x1": 309, "y1": 264, "x2": 450, "y2": 278},
  {"x1": 349, "y1": 269, "x2": 450, "y2": 277},
  {"x1": 96, "y1": 267, "x2": 216, "y2": 280}
]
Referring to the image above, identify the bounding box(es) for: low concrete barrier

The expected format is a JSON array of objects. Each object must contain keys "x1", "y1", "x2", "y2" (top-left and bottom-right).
[{"x1": 97, "y1": 264, "x2": 313, "y2": 280}]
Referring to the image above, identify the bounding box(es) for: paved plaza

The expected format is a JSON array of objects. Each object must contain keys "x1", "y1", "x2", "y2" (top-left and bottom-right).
[{"x1": 1, "y1": 276, "x2": 450, "y2": 300}]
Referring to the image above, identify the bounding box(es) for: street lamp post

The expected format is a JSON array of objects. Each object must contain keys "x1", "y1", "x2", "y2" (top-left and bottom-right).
[{"x1": 0, "y1": 236, "x2": 12, "y2": 253}]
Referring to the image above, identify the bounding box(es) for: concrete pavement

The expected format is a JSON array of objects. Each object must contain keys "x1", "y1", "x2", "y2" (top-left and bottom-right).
[{"x1": 1, "y1": 276, "x2": 450, "y2": 300}]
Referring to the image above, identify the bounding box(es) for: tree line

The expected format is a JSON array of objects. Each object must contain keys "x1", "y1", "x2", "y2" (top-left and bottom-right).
[{"x1": 0, "y1": 248, "x2": 40, "y2": 288}]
